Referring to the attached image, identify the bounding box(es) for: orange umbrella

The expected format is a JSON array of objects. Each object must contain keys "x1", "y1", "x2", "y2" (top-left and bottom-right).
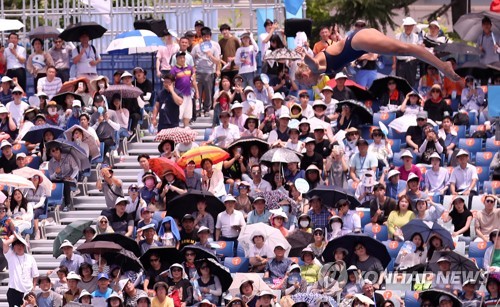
[
  {"x1": 58, "y1": 77, "x2": 93, "y2": 95},
  {"x1": 177, "y1": 145, "x2": 229, "y2": 168},
  {"x1": 149, "y1": 157, "x2": 186, "y2": 181}
]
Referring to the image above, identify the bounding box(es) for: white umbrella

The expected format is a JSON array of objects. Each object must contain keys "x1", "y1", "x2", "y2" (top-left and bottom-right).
[
  {"x1": 0, "y1": 174, "x2": 35, "y2": 190},
  {"x1": 388, "y1": 115, "x2": 438, "y2": 133},
  {"x1": 228, "y1": 273, "x2": 273, "y2": 296},
  {"x1": 237, "y1": 222, "x2": 291, "y2": 257},
  {"x1": 13, "y1": 167, "x2": 53, "y2": 196},
  {"x1": 64, "y1": 125, "x2": 100, "y2": 160},
  {"x1": 0, "y1": 19, "x2": 24, "y2": 32}
]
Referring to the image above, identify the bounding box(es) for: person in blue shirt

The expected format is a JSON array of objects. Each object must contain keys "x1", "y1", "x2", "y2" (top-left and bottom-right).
[
  {"x1": 381, "y1": 169, "x2": 406, "y2": 201},
  {"x1": 91, "y1": 273, "x2": 113, "y2": 299},
  {"x1": 247, "y1": 197, "x2": 271, "y2": 225}
]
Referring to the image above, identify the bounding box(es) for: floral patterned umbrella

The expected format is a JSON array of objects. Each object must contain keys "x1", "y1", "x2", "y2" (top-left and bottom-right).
[
  {"x1": 154, "y1": 127, "x2": 198, "y2": 144},
  {"x1": 254, "y1": 190, "x2": 299, "y2": 216}
]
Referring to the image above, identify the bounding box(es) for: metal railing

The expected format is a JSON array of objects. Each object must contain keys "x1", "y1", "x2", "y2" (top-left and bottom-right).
[{"x1": 1, "y1": 0, "x2": 284, "y2": 52}]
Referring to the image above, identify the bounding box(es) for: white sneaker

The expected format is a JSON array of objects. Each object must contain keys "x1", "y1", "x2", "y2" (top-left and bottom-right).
[{"x1": 112, "y1": 150, "x2": 119, "y2": 159}]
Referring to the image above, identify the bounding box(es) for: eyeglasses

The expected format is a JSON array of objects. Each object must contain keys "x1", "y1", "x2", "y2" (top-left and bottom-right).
[
  {"x1": 417, "y1": 118, "x2": 426, "y2": 121},
  {"x1": 373, "y1": 133, "x2": 382, "y2": 137},
  {"x1": 185, "y1": 252, "x2": 195, "y2": 256},
  {"x1": 232, "y1": 302, "x2": 242, "y2": 306},
  {"x1": 485, "y1": 199, "x2": 495, "y2": 204},
  {"x1": 431, "y1": 90, "x2": 441, "y2": 93},
  {"x1": 314, "y1": 232, "x2": 323, "y2": 236},
  {"x1": 200, "y1": 266, "x2": 209, "y2": 270},
  {"x1": 100, "y1": 220, "x2": 108, "y2": 224},
  {"x1": 150, "y1": 258, "x2": 159, "y2": 262},
  {"x1": 0, "y1": 209, "x2": 6, "y2": 213},
  {"x1": 129, "y1": 188, "x2": 138, "y2": 192},
  {"x1": 12, "y1": 92, "x2": 22, "y2": 95},
  {"x1": 252, "y1": 171, "x2": 261, "y2": 175},
  {"x1": 355, "y1": 246, "x2": 365, "y2": 251}
]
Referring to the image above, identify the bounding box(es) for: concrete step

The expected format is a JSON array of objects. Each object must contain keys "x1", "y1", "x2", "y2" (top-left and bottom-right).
[
  {"x1": 114, "y1": 161, "x2": 141, "y2": 169},
  {"x1": 127, "y1": 148, "x2": 159, "y2": 156},
  {"x1": 74, "y1": 196, "x2": 106, "y2": 204},
  {"x1": 73, "y1": 202, "x2": 108, "y2": 211},
  {"x1": 128, "y1": 143, "x2": 161, "y2": 150},
  {"x1": 60, "y1": 210, "x2": 102, "y2": 219}
]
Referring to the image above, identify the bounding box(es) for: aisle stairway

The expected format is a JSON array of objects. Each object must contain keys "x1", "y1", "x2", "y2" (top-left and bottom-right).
[{"x1": 0, "y1": 117, "x2": 212, "y2": 306}]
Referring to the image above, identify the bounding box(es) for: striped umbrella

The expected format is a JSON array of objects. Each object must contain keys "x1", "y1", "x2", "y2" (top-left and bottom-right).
[
  {"x1": 106, "y1": 29, "x2": 165, "y2": 55},
  {"x1": 177, "y1": 145, "x2": 229, "y2": 168}
]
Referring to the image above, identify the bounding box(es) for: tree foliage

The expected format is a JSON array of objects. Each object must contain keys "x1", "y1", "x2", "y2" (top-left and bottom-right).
[{"x1": 306, "y1": 0, "x2": 418, "y2": 42}]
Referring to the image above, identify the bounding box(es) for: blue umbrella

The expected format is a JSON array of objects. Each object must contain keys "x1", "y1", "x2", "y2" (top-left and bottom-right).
[
  {"x1": 401, "y1": 219, "x2": 454, "y2": 249},
  {"x1": 106, "y1": 29, "x2": 165, "y2": 55},
  {"x1": 22, "y1": 124, "x2": 65, "y2": 144},
  {"x1": 45, "y1": 138, "x2": 91, "y2": 170}
]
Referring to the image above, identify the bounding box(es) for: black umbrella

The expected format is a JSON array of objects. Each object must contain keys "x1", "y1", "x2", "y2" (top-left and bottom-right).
[
  {"x1": 335, "y1": 100, "x2": 373, "y2": 125},
  {"x1": 167, "y1": 190, "x2": 225, "y2": 222},
  {"x1": 419, "y1": 289, "x2": 463, "y2": 307},
  {"x1": 28, "y1": 26, "x2": 61, "y2": 40},
  {"x1": 59, "y1": 22, "x2": 107, "y2": 42},
  {"x1": 456, "y1": 62, "x2": 492, "y2": 80},
  {"x1": 306, "y1": 185, "x2": 361, "y2": 209},
  {"x1": 51, "y1": 92, "x2": 83, "y2": 109},
  {"x1": 140, "y1": 247, "x2": 182, "y2": 271},
  {"x1": 76, "y1": 241, "x2": 122, "y2": 255},
  {"x1": 433, "y1": 42, "x2": 482, "y2": 56},
  {"x1": 102, "y1": 249, "x2": 143, "y2": 272},
  {"x1": 22, "y1": 124, "x2": 65, "y2": 144},
  {"x1": 92, "y1": 233, "x2": 141, "y2": 257},
  {"x1": 321, "y1": 233, "x2": 391, "y2": 267},
  {"x1": 369, "y1": 76, "x2": 413, "y2": 99},
  {"x1": 227, "y1": 137, "x2": 270, "y2": 158},
  {"x1": 286, "y1": 230, "x2": 314, "y2": 257},
  {"x1": 428, "y1": 250, "x2": 479, "y2": 275},
  {"x1": 195, "y1": 258, "x2": 233, "y2": 292},
  {"x1": 45, "y1": 138, "x2": 91, "y2": 170},
  {"x1": 180, "y1": 245, "x2": 218, "y2": 262}
]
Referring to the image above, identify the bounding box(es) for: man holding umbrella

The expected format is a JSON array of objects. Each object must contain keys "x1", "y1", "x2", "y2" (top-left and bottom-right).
[
  {"x1": 71, "y1": 33, "x2": 101, "y2": 79},
  {"x1": 48, "y1": 144, "x2": 79, "y2": 211}
]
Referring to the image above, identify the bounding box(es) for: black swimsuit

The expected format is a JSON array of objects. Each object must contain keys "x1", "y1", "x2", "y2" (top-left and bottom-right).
[{"x1": 324, "y1": 30, "x2": 367, "y2": 73}]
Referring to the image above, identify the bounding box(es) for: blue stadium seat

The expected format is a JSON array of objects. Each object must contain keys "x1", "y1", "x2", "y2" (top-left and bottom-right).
[
  {"x1": 223, "y1": 257, "x2": 250, "y2": 273},
  {"x1": 47, "y1": 183, "x2": 64, "y2": 207},
  {"x1": 236, "y1": 244, "x2": 246, "y2": 257},
  {"x1": 469, "y1": 241, "x2": 492, "y2": 258},
  {"x1": 453, "y1": 125, "x2": 467, "y2": 139},
  {"x1": 38, "y1": 199, "x2": 50, "y2": 220},
  {"x1": 204, "y1": 128, "x2": 213, "y2": 141},
  {"x1": 387, "y1": 139, "x2": 401, "y2": 153},
  {"x1": 471, "y1": 257, "x2": 484, "y2": 269},
  {"x1": 91, "y1": 143, "x2": 106, "y2": 165},
  {"x1": 404, "y1": 291, "x2": 420, "y2": 307},
  {"x1": 475, "y1": 166, "x2": 490, "y2": 186},
  {"x1": 214, "y1": 241, "x2": 234, "y2": 257},
  {"x1": 469, "y1": 114, "x2": 478, "y2": 125},
  {"x1": 373, "y1": 112, "x2": 396, "y2": 126},
  {"x1": 26, "y1": 155, "x2": 41, "y2": 169},
  {"x1": 356, "y1": 208, "x2": 371, "y2": 228},
  {"x1": 475, "y1": 152, "x2": 494, "y2": 166},
  {"x1": 12, "y1": 143, "x2": 28, "y2": 155},
  {"x1": 360, "y1": 125, "x2": 377, "y2": 140},
  {"x1": 483, "y1": 181, "x2": 500, "y2": 194},
  {"x1": 485, "y1": 138, "x2": 500, "y2": 151},
  {"x1": 387, "y1": 259, "x2": 396, "y2": 272},
  {"x1": 468, "y1": 125, "x2": 486, "y2": 137},
  {"x1": 363, "y1": 223, "x2": 389, "y2": 241},
  {"x1": 383, "y1": 240, "x2": 403, "y2": 258},
  {"x1": 458, "y1": 138, "x2": 483, "y2": 154}
]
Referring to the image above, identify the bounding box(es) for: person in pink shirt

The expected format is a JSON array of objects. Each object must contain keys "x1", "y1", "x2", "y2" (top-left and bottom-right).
[
  {"x1": 156, "y1": 31, "x2": 180, "y2": 77},
  {"x1": 397, "y1": 149, "x2": 422, "y2": 181}
]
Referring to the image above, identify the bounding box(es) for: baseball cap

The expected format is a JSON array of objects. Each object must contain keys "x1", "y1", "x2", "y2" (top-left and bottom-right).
[
  {"x1": 133, "y1": 67, "x2": 145, "y2": 74},
  {"x1": 439, "y1": 295, "x2": 453, "y2": 303},
  {"x1": 97, "y1": 272, "x2": 110, "y2": 280},
  {"x1": 67, "y1": 271, "x2": 81, "y2": 281},
  {"x1": 224, "y1": 195, "x2": 237, "y2": 203},
  {"x1": 195, "y1": 20, "x2": 204, "y2": 27},
  {"x1": 417, "y1": 111, "x2": 428, "y2": 119},
  {"x1": 400, "y1": 150, "x2": 413, "y2": 159},
  {"x1": 12, "y1": 86, "x2": 23, "y2": 94},
  {"x1": 16, "y1": 152, "x2": 26, "y2": 159},
  {"x1": 321, "y1": 85, "x2": 334, "y2": 92},
  {"x1": 356, "y1": 138, "x2": 369, "y2": 146},
  {"x1": 334, "y1": 72, "x2": 348, "y2": 80},
  {"x1": 271, "y1": 92, "x2": 284, "y2": 101},
  {"x1": 176, "y1": 51, "x2": 187, "y2": 58},
  {"x1": 0, "y1": 140, "x2": 12, "y2": 149},
  {"x1": 197, "y1": 226, "x2": 210, "y2": 234},
  {"x1": 0, "y1": 76, "x2": 13, "y2": 83},
  {"x1": 72, "y1": 100, "x2": 82, "y2": 108},
  {"x1": 60, "y1": 240, "x2": 74, "y2": 249},
  {"x1": 114, "y1": 197, "x2": 129, "y2": 206},
  {"x1": 274, "y1": 243, "x2": 286, "y2": 250},
  {"x1": 402, "y1": 17, "x2": 417, "y2": 26},
  {"x1": 120, "y1": 71, "x2": 133, "y2": 79},
  {"x1": 182, "y1": 214, "x2": 195, "y2": 222},
  {"x1": 258, "y1": 290, "x2": 276, "y2": 298},
  {"x1": 456, "y1": 149, "x2": 469, "y2": 157},
  {"x1": 252, "y1": 196, "x2": 266, "y2": 203},
  {"x1": 437, "y1": 256, "x2": 451, "y2": 263},
  {"x1": 407, "y1": 172, "x2": 420, "y2": 182}
]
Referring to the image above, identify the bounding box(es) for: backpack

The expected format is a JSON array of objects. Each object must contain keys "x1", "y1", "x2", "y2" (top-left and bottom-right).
[{"x1": 76, "y1": 45, "x2": 97, "y2": 59}]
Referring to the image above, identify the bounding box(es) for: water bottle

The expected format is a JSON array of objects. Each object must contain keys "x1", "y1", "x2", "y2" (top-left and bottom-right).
[{"x1": 214, "y1": 77, "x2": 221, "y2": 95}]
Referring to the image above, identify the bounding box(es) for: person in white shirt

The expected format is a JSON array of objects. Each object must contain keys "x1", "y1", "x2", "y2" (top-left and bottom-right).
[
  {"x1": 37, "y1": 65, "x2": 62, "y2": 99},
  {"x1": 201, "y1": 158, "x2": 227, "y2": 198},
  {"x1": 234, "y1": 32, "x2": 259, "y2": 87},
  {"x1": 424, "y1": 152, "x2": 450, "y2": 195},
  {"x1": 248, "y1": 165, "x2": 272, "y2": 197},
  {"x1": 204, "y1": 110, "x2": 240, "y2": 148},
  {"x1": 258, "y1": 19, "x2": 276, "y2": 62},
  {"x1": 3, "y1": 233, "x2": 39, "y2": 307},
  {"x1": 337, "y1": 199, "x2": 361, "y2": 234},
  {"x1": 298, "y1": 91, "x2": 314, "y2": 119},
  {"x1": 392, "y1": 17, "x2": 422, "y2": 87},
  {"x1": 6, "y1": 86, "x2": 29, "y2": 126},
  {"x1": 215, "y1": 194, "x2": 246, "y2": 243},
  {"x1": 2, "y1": 32, "x2": 27, "y2": 91},
  {"x1": 450, "y1": 149, "x2": 478, "y2": 196},
  {"x1": 71, "y1": 33, "x2": 101, "y2": 78},
  {"x1": 241, "y1": 86, "x2": 264, "y2": 118},
  {"x1": 285, "y1": 120, "x2": 304, "y2": 152}
]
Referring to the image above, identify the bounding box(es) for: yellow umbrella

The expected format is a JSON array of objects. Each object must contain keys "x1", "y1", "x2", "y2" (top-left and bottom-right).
[{"x1": 177, "y1": 145, "x2": 229, "y2": 168}]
